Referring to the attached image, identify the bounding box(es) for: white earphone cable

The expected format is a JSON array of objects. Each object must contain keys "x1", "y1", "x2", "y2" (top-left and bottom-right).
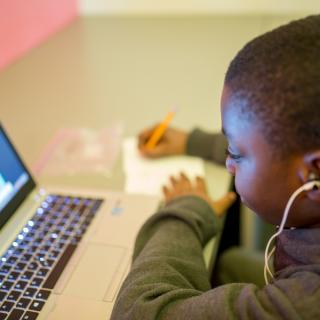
[{"x1": 263, "y1": 181, "x2": 319, "y2": 284}]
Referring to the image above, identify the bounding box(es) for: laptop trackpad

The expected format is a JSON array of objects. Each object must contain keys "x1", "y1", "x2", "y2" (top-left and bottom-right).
[{"x1": 61, "y1": 243, "x2": 127, "y2": 301}]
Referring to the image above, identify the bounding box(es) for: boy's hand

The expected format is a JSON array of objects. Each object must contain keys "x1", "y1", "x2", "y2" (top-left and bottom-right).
[
  {"x1": 138, "y1": 125, "x2": 188, "y2": 158},
  {"x1": 163, "y1": 172, "x2": 236, "y2": 217}
]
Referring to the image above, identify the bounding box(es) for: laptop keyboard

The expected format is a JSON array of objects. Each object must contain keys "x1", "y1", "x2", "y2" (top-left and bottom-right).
[{"x1": 0, "y1": 194, "x2": 103, "y2": 320}]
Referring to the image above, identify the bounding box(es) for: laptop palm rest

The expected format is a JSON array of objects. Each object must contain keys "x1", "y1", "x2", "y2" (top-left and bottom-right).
[{"x1": 58, "y1": 243, "x2": 127, "y2": 302}]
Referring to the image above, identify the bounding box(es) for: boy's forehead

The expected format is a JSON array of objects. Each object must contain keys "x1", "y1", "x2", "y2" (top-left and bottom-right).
[
  {"x1": 221, "y1": 110, "x2": 248, "y2": 143},
  {"x1": 221, "y1": 93, "x2": 249, "y2": 135},
  {"x1": 220, "y1": 84, "x2": 231, "y2": 110},
  {"x1": 220, "y1": 86, "x2": 243, "y2": 121},
  {"x1": 221, "y1": 85, "x2": 257, "y2": 127},
  {"x1": 221, "y1": 97, "x2": 262, "y2": 149}
]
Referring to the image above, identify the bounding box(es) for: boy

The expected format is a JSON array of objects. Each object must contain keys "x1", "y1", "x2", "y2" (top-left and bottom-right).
[{"x1": 111, "y1": 15, "x2": 320, "y2": 319}]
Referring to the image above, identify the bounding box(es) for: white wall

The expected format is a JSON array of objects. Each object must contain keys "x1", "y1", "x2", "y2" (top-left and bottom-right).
[{"x1": 79, "y1": 0, "x2": 320, "y2": 15}]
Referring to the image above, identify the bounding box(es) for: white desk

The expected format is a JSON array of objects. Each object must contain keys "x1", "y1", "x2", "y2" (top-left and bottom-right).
[
  {"x1": 0, "y1": 15, "x2": 264, "y2": 164},
  {"x1": 0, "y1": 14, "x2": 299, "y2": 272}
]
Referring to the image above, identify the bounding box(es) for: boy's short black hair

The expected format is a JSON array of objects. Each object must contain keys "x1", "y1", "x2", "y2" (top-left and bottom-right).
[{"x1": 225, "y1": 15, "x2": 320, "y2": 157}]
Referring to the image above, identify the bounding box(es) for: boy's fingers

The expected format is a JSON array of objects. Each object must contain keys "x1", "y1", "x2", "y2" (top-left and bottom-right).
[
  {"x1": 137, "y1": 125, "x2": 159, "y2": 148},
  {"x1": 162, "y1": 185, "x2": 171, "y2": 200},
  {"x1": 213, "y1": 192, "x2": 237, "y2": 216},
  {"x1": 140, "y1": 147, "x2": 160, "y2": 158},
  {"x1": 180, "y1": 172, "x2": 189, "y2": 180},
  {"x1": 170, "y1": 175, "x2": 184, "y2": 193},
  {"x1": 140, "y1": 143, "x2": 167, "y2": 158},
  {"x1": 138, "y1": 131, "x2": 151, "y2": 146},
  {"x1": 195, "y1": 176, "x2": 207, "y2": 193},
  {"x1": 139, "y1": 125, "x2": 158, "y2": 138},
  {"x1": 170, "y1": 175, "x2": 178, "y2": 185},
  {"x1": 180, "y1": 172, "x2": 192, "y2": 189}
]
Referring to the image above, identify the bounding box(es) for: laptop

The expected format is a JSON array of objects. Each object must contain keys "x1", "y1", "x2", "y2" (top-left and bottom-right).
[{"x1": 0, "y1": 123, "x2": 160, "y2": 320}]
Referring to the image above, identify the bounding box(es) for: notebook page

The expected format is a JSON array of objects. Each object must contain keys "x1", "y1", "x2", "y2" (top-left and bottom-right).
[{"x1": 123, "y1": 137, "x2": 205, "y2": 195}]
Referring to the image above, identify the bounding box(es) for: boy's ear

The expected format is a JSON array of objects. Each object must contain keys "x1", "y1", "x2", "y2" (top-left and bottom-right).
[{"x1": 300, "y1": 151, "x2": 320, "y2": 201}]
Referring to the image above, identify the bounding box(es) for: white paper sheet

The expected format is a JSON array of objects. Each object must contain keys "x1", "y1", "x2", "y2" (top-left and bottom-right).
[{"x1": 123, "y1": 137, "x2": 205, "y2": 195}]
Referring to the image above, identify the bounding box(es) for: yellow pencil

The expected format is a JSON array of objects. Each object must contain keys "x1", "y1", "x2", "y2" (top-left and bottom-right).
[{"x1": 145, "y1": 109, "x2": 177, "y2": 150}]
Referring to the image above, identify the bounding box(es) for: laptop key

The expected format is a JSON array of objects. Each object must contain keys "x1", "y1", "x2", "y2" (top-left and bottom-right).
[
  {"x1": 23, "y1": 288, "x2": 37, "y2": 298},
  {"x1": 22, "y1": 310, "x2": 39, "y2": 320},
  {"x1": 36, "y1": 268, "x2": 49, "y2": 278},
  {"x1": 39, "y1": 245, "x2": 50, "y2": 253},
  {"x1": 13, "y1": 246, "x2": 24, "y2": 256},
  {"x1": 0, "y1": 312, "x2": 7, "y2": 320},
  {"x1": 0, "y1": 300, "x2": 14, "y2": 312},
  {"x1": 0, "y1": 291, "x2": 6, "y2": 302},
  {"x1": 21, "y1": 254, "x2": 32, "y2": 262},
  {"x1": 29, "y1": 300, "x2": 44, "y2": 312},
  {"x1": 27, "y1": 262, "x2": 38, "y2": 271},
  {"x1": 26, "y1": 246, "x2": 38, "y2": 254},
  {"x1": 13, "y1": 248, "x2": 24, "y2": 256},
  {"x1": 14, "y1": 263, "x2": 27, "y2": 272},
  {"x1": 16, "y1": 297, "x2": 31, "y2": 309},
  {"x1": 7, "y1": 257, "x2": 18, "y2": 265},
  {"x1": 7, "y1": 271, "x2": 20, "y2": 281},
  {"x1": 21, "y1": 271, "x2": 34, "y2": 281},
  {"x1": 39, "y1": 259, "x2": 54, "y2": 268},
  {"x1": 7, "y1": 290, "x2": 22, "y2": 301},
  {"x1": 0, "y1": 264, "x2": 11, "y2": 274},
  {"x1": 48, "y1": 251, "x2": 59, "y2": 259},
  {"x1": 1, "y1": 281, "x2": 14, "y2": 291},
  {"x1": 35, "y1": 254, "x2": 45, "y2": 261},
  {"x1": 30, "y1": 278, "x2": 43, "y2": 288},
  {"x1": 35, "y1": 290, "x2": 51, "y2": 301},
  {"x1": 14, "y1": 281, "x2": 28, "y2": 291},
  {"x1": 7, "y1": 308, "x2": 24, "y2": 320}
]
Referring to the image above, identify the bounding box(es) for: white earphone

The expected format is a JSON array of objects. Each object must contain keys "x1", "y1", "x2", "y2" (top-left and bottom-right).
[{"x1": 264, "y1": 173, "x2": 320, "y2": 284}]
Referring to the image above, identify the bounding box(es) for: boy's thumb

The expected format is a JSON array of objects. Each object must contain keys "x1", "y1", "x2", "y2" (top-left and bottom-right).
[{"x1": 213, "y1": 192, "x2": 237, "y2": 216}]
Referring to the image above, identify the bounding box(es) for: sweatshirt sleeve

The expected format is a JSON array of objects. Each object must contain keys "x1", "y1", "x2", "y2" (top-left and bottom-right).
[
  {"x1": 186, "y1": 128, "x2": 227, "y2": 165},
  {"x1": 111, "y1": 195, "x2": 220, "y2": 320},
  {"x1": 111, "y1": 195, "x2": 311, "y2": 320}
]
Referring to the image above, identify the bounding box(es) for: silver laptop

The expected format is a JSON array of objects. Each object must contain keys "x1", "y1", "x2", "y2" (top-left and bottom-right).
[{"x1": 0, "y1": 124, "x2": 160, "y2": 320}]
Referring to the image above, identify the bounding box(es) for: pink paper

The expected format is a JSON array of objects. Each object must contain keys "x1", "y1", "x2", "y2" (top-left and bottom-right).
[{"x1": 0, "y1": 0, "x2": 78, "y2": 70}]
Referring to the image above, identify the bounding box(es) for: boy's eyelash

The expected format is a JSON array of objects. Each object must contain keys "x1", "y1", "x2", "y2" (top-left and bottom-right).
[{"x1": 225, "y1": 148, "x2": 242, "y2": 160}]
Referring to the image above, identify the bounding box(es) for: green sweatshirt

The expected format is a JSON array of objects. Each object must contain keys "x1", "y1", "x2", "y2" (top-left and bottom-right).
[{"x1": 111, "y1": 129, "x2": 320, "y2": 319}]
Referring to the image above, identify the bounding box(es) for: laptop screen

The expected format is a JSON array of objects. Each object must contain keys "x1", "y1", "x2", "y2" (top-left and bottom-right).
[{"x1": 0, "y1": 124, "x2": 36, "y2": 228}]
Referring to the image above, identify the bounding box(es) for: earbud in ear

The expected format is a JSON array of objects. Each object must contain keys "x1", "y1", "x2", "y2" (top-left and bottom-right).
[
  {"x1": 308, "y1": 172, "x2": 320, "y2": 181},
  {"x1": 306, "y1": 173, "x2": 320, "y2": 190}
]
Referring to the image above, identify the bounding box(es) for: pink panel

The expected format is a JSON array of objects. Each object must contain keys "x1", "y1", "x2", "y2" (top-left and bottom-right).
[{"x1": 0, "y1": 0, "x2": 78, "y2": 70}]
